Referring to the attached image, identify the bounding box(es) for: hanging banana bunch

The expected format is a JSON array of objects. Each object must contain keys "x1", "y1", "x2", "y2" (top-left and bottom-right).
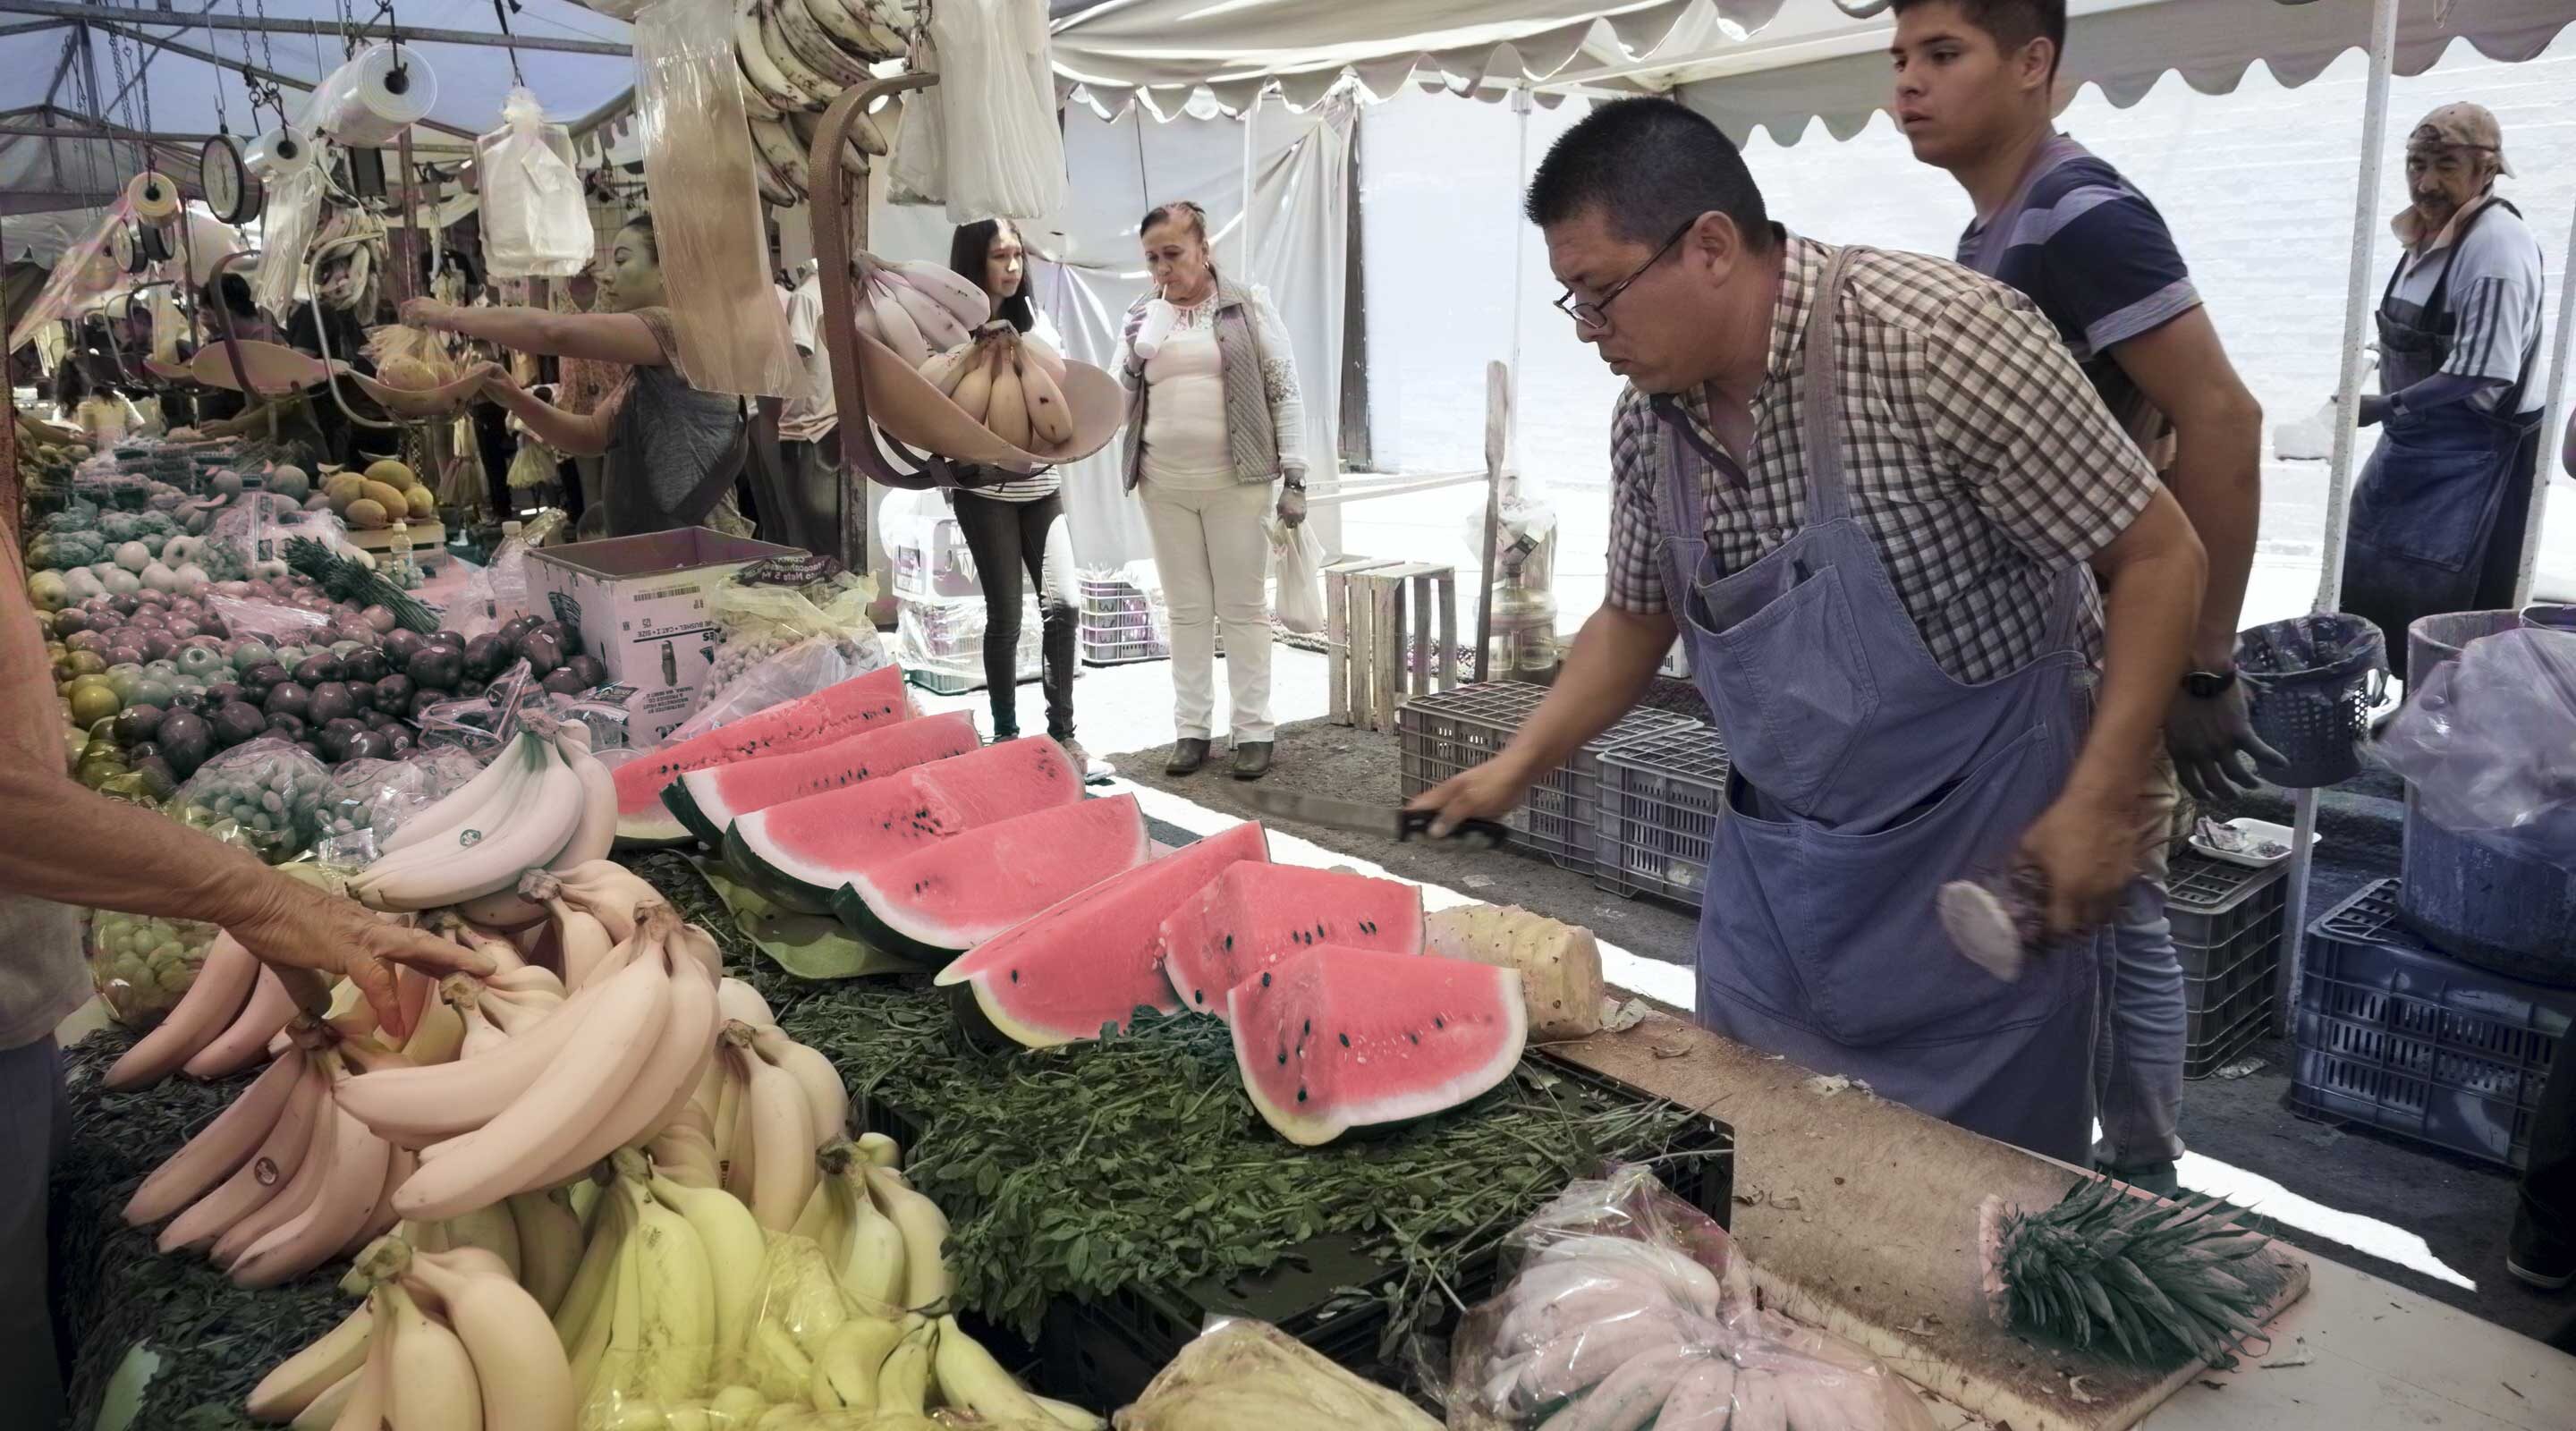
[{"x1": 733, "y1": 0, "x2": 913, "y2": 205}]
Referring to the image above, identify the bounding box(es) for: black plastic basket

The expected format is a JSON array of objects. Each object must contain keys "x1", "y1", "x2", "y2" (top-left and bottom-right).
[{"x1": 2239, "y1": 614, "x2": 2386, "y2": 788}]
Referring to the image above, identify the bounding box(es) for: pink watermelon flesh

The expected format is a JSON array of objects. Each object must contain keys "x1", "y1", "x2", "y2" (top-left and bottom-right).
[
  {"x1": 938, "y1": 822, "x2": 1272, "y2": 1048},
  {"x1": 727, "y1": 737, "x2": 1080, "y2": 905},
  {"x1": 666, "y1": 708, "x2": 979, "y2": 843},
  {"x1": 1160, "y1": 864, "x2": 1425, "y2": 1021},
  {"x1": 612, "y1": 664, "x2": 910, "y2": 844},
  {"x1": 1229, "y1": 944, "x2": 1528, "y2": 1146},
  {"x1": 839, "y1": 794, "x2": 1152, "y2": 959}
]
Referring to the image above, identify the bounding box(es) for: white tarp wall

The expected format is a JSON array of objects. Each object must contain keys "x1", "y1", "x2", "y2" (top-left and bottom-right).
[{"x1": 857, "y1": 92, "x2": 1355, "y2": 572}]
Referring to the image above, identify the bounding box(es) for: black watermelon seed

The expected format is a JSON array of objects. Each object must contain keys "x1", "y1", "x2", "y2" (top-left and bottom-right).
[
  {"x1": 1223, "y1": 934, "x2": 1233, "y2": 951},
  {"x1": 1302, "y1": 1019, "x2": 1311, "y2": 1036},
  {"x1": 1277, "y1": 1051, "x2": 1287, "y2": 1064},
  {"x1": 1338, "y1": 1032, "x2": 1350, "y2": 1047},
  {"x1": 1435, "y1": 1016, "x2": 1445, "y2": 1029},
  {"x1": 1409, "y1": 1031, "x2": 1419, "y2": 1044},
  {"x1": 1193, "y1": 989, "x2": 1204, "y2": 1004},
  {"x1": 1009, "y1": 970, "x2": 1020, "y2": 984},
  {"x1": 1259, "y1": 971, "x2": 1271, "y2": 987},
  {"x1": 1297, "y1": 1088, "x2": 1308, "y2": 1103}
]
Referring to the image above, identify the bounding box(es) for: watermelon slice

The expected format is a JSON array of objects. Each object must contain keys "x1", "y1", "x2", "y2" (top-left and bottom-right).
[
  {"x1": 724, "y1": 737, "x2": 1080, "y2": 912},
  {"x1": 835, "y1": 795, "x2": 1152, "y2": 961},
  {"x1": 611, "y1": 664, "x2": 911, "y2": 846},
  {"x1": 1228, "y1": 944, "x2": 1527, "y2": 1146},
  {"x1": 939, "y1": 822, "x2": 1273, "y2": 1048},
  {"x1": 663, "y1": 708, "x2": 981, "y2": 845},
  {"x1": 1160, "y1": 865, "x2": 1425, "y2": 1021}
]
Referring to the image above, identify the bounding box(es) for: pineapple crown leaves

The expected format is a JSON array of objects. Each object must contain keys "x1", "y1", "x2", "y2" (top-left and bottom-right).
[
  {"x1": 1996, "y1": 1175, "x2": 2287, "y2": 1369},
  {"x1": 280, "y1": 536, "x2": 439, "y2": 633}
]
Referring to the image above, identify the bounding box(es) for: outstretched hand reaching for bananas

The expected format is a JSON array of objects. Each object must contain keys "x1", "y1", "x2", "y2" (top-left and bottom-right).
[{"x1": 225, "y1": 876, "x2": 495, "y2": 1039}]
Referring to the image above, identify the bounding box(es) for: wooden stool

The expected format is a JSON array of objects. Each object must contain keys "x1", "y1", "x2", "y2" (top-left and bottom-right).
[{"x1": 1326, "y1": 558, "x2": 1460, "y2": 731}]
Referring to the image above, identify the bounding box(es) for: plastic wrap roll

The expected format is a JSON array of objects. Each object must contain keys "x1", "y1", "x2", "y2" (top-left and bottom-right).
[
  {"x1": 126, "y1": 172, "x2": 181, "y2": 220},
  {"x1": 302, "y1": 42, "x2": 436, "y2": 148},
  {"x1": 245, "y1": 126, "x2": 315, "y2": 177}
]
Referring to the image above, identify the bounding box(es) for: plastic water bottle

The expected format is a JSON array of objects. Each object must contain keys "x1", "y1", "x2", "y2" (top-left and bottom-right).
[{"x1": 390, "y1": 519, "x2": 416, "y2": 585}]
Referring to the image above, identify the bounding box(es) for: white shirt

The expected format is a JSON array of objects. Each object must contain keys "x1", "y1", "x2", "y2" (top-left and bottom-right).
[
  {"x1": 781, "y1": 275, "x2": 835, "y2": 443},
  {"x1": 1138, "y1": 300, "x2": 1236, "y2": 490}
]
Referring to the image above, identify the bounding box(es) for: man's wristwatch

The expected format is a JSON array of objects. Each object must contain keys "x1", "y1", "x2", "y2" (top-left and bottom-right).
[
  {"x1": 2182, "y1": 666, "x2": 2238, "y2": 699},
  {"x1": 1283, "y1": 474, "x2": 1305, "y2": 491}
]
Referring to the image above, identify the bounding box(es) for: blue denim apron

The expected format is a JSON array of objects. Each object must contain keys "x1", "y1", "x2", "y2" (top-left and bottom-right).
[
  {"x1": 2345, "y1": 198, "x2": 2544, "y2": 681},
  {"x1": 1657, "y1": 246, "x2": 2102, "y2": 1163}
]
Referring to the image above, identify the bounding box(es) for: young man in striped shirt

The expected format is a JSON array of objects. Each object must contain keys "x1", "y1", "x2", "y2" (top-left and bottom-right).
[{"x1": 1893, "y1": 0, "x2": 2269, "y2": 1194}]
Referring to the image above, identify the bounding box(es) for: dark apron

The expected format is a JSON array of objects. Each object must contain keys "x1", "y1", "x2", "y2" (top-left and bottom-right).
[
  {"x1": 1658, "y1": 247, "x2": 2102, "y2": 1164},
  {"x1": 2345, "y1": 199, "x2": 2545, "y2": 682}
]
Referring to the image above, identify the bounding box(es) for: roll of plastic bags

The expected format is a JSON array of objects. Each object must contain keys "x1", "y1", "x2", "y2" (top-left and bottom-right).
[{"x1": 479, "y1": 89, "x2": 592, "y2": 279}]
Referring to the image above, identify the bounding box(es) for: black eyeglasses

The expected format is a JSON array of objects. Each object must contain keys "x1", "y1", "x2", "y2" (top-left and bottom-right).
[{"x1": 1554, "y1": 217, "x2": 1697, "y2": 329}]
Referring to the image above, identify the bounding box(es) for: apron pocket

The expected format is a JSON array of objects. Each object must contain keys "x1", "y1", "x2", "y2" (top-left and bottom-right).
[
  {"x1": 1786, "y1": 723, "x2": 2072, "y2": 1046},
  {"x1": 1699, "y1": 564, "x2": 1880, "y2": 814},
  {"x1": 2349, "y1": 425, "x2": 2510, "y2": 572}
]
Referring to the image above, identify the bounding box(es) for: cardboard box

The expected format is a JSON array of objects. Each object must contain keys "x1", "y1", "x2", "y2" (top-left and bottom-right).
[{"x1": 528, "y1": 528, "x2": 800, "y2": 746}]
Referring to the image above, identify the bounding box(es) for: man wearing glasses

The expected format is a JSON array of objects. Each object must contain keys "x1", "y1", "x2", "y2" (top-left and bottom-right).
[{"x1": 1409, "y1": 97, "x2": 2207, "y2": 1163}]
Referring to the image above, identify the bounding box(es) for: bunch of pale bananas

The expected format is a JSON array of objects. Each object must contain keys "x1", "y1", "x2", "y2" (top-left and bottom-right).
[{"x1": 348, "y1": 723, "x2": 618, "y2": 916}]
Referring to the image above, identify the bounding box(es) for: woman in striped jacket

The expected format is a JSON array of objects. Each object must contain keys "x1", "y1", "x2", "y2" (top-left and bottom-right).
[{"x1": 1117, "y1": 200, "x2": 1308, "y2": 783}]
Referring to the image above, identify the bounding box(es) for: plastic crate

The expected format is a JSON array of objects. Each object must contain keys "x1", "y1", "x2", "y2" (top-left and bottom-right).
[
  {"x1": 2291, "y1": 879, "x2": 2574, "y2": 1169},
  {"x1": 2165, "y1": 854, "x2": 2290, "y2": 1078},
  {"x1": 1396, "y1": 683, "x2": 1696, "y2": 872},
  {"x1": 1034, "y1": 1053, "x2": 1734, "y2": 1409},
  {"x1": 1594, "y1": 725, "x2": 1732, "y2": 907},
  {"x1": 1078, "y1": 572, "x2": 1170, "y2": 666}
]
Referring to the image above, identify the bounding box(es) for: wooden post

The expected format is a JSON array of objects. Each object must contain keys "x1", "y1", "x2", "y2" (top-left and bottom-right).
[
  {"x1": 1410, "y1": 565, "x2": 1432, "y2": 699},
  {"x1": 1371, "y1": 571, "x2": 1402, "y2": 732},
  {"x1": 1435, "y1": 566, "x2": 1458, "y2": 692},
  {"x1": 1473, "y1": 360, "x2": 1509, "y2": 683}
]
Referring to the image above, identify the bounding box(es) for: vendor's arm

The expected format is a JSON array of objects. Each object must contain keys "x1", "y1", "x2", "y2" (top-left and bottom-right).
[
  {"x1": 401, "y1": 298, "x2": 665, "y2": 368},
  {"x1": 0, "y1": 555, "x2": 487, "y2": 1033},
  {"x1": 1409, "y1": 392, "x2": 1675, "y2": 834},
  {"x1": 1929, "y1": 293, "x2": 2207, "y2": 932},
  {"x1": 2358, "y1": 372, "x2": 2506, "y2": 428},
  {"x1": 479, "y1": 368, "x2": 617, "y2": 457},
  {"x1": 2362, "y1": 235, "x2": 2539, "y2": 427}
]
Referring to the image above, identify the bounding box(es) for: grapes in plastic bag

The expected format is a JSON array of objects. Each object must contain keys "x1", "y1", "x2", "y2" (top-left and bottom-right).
[{"x1": 166, "y1": 735, "x2": 335, "y2": 861}]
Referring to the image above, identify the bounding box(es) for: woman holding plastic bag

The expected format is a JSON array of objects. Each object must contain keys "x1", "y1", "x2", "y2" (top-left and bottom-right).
[
  {"x1": 944, "y1": 218, "x2": 1088, "y2": 769},
  {"x1": 1119, "y1": 200, "x2": 1308, "y2": 782},
  {"x1": 399, "y1": 214, "x2": 753, "y2": 539}
]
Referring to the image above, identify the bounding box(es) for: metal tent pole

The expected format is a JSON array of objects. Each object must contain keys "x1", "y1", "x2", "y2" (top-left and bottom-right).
[
  {"x1": 2275, "y1": 0, "x2": 2402, "y2": 1033},
  {"x1": 2512, "y1": 195, "x2": 2576, "y2": 605}
]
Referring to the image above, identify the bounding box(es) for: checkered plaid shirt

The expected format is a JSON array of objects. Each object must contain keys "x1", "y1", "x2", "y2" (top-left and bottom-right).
[{"x1": 1605, "y1": 234, "x2": 2159, "y2": 683}]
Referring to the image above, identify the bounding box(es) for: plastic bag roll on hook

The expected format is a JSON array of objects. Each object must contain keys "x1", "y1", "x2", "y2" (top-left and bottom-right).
[
  {"x1": 245, "y1": 126, "x2": 316, "y2": 177},
  {"x1": 304, "y1": 41, "x2": 437, "y2": 148},
  {"x1": 125, "y1": 171, "x2": 181, "y2": 221}
]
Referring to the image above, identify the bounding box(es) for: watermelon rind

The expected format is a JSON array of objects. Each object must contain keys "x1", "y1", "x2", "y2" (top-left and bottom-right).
[
  {"x1": 1227, "y1": 944, "x2": 1528, "y2": 1147},
  {"x1": 689, "y1": 855, "x2": 928, "y2": 979},
  {"x1": 611, "y1": 664, "x2": 910, "y2": 847},
  {"x1": 937, "y1": 821, "x2": 1273, "y2": 1049},
  {"x1": 662, "y1": 708, "x2": 982, "y2": 847},
  {"x1": 724, "y1": 738, "x2": 1080, "y2": 917},
  {"x1": 834, "y1": 795, "x2": 1152, "y2": 962}
]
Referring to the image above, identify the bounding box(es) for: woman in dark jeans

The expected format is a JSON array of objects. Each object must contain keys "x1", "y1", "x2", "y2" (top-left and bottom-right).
[{"x1": 946, "y1": 218, "x2": 1086, "y2": 772}]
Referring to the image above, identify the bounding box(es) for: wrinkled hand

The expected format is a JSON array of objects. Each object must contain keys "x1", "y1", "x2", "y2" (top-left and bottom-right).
[
  {"x1": 1277, "y1": 483, "x2": 1307, "y2": 529},
  {"x1": 1405, "y1": 756, "x2": 1533, "y2": 839},
  {"x1": 2166, "y1": 680, "x2": 2284, "y2": 803},
  {"x1": 399, "y1": 297, "x2": 462, "y2": 333},
  {"x1": 225, "y1": 874, "x2": 494, "y2": 1040},
  {"x1": 2013, "y1": 786, "x2": 2139, "y2": 936}
]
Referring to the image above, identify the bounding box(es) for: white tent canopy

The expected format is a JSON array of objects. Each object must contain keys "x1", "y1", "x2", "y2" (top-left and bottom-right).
[{"x1": 1656, "y1": 0, "x2": 2576, "y2": 144}]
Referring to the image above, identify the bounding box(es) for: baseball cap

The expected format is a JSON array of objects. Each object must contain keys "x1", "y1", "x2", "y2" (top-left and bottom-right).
[{"x1": 2409, "y1": 102, "x2": 2512, "y2": 177}]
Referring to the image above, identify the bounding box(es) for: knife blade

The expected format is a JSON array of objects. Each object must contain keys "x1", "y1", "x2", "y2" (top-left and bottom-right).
[{"x1": 1240, "y1": 787, "x2": 1511, "y2": 849}]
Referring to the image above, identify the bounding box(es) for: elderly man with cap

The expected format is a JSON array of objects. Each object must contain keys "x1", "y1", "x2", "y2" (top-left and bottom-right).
[{"x1": 2342, "y1": 102, "x2": 2547, "y2": 682}]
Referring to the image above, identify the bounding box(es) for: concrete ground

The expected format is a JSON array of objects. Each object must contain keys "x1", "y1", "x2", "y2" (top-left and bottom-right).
[{"x1": 912, "y1": 636, "x2": 2570, "y2": 1349}]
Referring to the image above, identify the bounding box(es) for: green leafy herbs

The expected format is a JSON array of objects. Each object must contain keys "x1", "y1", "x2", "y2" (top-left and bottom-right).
[
  {"x1": 280, "y1": 535, "x2": 437, "y2": 632},
  {"x1": 1995, "y1": 1175, "x2": 2288, "y2": 1369},
  {"x1": 633, "y1": 850, "x2": 1730, "y2": 1357}
]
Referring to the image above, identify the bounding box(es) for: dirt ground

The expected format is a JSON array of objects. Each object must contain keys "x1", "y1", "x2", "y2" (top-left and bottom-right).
[{"x1": 1109, "y1": 718, "x2": 2574, "y2": 1349}]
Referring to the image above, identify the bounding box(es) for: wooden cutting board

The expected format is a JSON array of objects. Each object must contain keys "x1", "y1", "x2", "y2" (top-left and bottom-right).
[{"x1": 1552, "y1": 1011, "x2": 2309, "y2": 1431}]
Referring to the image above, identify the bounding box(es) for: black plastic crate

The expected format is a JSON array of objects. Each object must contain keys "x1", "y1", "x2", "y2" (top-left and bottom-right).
[
  {"x1": 2291, "y1": 879, "x2": 2573, "y2": 1169},
  {"x1": 1594, "y1": 725, "x2": 1732, "y2": 908},
  {"x1": 2166, "y1": 853, "x2": 2290, "y2": 1077},
  {"x1": 2182, "y1": 930, "x2": 2277, "y2": 1079},
  {"x1": 1396, "y1": 684, "x2": 1696, "y2": 873},
  {"x1": 1031, "y1": 1052, "x2": 1733, "y2": 1409}
]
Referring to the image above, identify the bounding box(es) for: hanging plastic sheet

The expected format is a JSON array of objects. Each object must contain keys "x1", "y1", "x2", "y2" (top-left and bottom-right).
[
  {"x1": 7, "y1": 199, "x2": 136, "y2": 353},
  {"x1": 927, "y1": 0, "x2": 1065, "y2": 222},
  {"x1": 478, "y1": 89, "x2": 591, "y2": 279},
  {"x1": 631, "y1": 0, "x2": 802, "y2": 398},
  {"x1": 250, "y1": 167, "x2": 328, "y2": 322}
]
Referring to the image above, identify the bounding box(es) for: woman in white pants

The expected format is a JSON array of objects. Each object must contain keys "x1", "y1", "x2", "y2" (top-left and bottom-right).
[{"x1": 1116, "y1": 200, "x2": 1309, "y2": 781}]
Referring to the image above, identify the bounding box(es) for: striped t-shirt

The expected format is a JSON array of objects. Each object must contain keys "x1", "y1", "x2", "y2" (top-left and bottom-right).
[
  {"x1": 1956, "y1": 135, "x2": 2200, "y2": 456},
  {"x1": 963, "y1": 310, "x2": 1069, "y2": 503},
  {"x1": 2382, "y1": 196, "x2": 2545, "y2": 415}
]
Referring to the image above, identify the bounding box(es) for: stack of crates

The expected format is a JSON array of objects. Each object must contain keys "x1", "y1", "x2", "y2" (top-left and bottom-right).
[
  {"x1": 1593, "y1": 725, "x2": 1733, "y2": 908},
  {"x1": 1077, "y1": 571, "x2": 1169, "y2": 666},
  {"x1": 2164, "y1": 853, "x2": 2290, "y2": 1077},
  {"x1": 896, "y1": 594, "x2": 1043, "y2": 696},
  {"x1": 2291, "y1": 879, "x2": 2574, "y2": 1169},
  {"x1": 1395, "y1": 683, "x2": 1699, "y2": 873}
]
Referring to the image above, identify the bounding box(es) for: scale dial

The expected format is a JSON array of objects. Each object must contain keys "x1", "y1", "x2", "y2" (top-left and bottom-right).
[{"x1": 200, "y1": 134, "x2": 262, "y2": 224}]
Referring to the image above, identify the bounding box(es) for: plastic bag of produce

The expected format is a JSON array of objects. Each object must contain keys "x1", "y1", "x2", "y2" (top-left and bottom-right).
[
  {"x1": 88, "y1": 909, "x2": 220, "y2": 1029},
  {"x1": 692, "y1": 557, "x2": 887, "y2": 714},
  {"x1": 415, "y1": 657, "x2": 543, "y2": 757},
  {"x1": 206, "y1": 591, "x2": 335, "y2": 642},
  {"x1": 2378, "y1": 626, "x2": 2576, "y2": 869},
  {"x1": 165, "y1": 734, "x2": 335, "y2": 861},
  {"x1": 311, "y1": 745, "x2": 489, "y2": 861},
  {"x1": 662, "y1": 634, "x2": 894, "y2": 752},
  {"x1": 478, "y1": 88, "x2": 591, "y2": 279},
  {"x1": 1119, "y1": 1317, "x2": 1439, "y2": 1430},
  {"x1": 1447, "y1": 1164, "x2": 1936, "y2": 1430}
]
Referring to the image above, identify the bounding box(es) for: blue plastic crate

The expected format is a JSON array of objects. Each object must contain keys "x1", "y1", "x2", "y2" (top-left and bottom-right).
[{"x1": 2291, "y1": 879, "x2": 2574, "y2": 1169}]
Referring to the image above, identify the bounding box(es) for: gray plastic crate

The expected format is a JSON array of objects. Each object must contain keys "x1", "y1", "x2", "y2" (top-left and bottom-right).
[
  {"x1": 1395, "y1": 684, "x2": 1694, "y2": 872},
  {"x1": 2165, "y1": 853, "x2": 2289, "y2": 1078},
  {"x1": 1079, "y1": 574, "x2": 1170, "y2": 666},
  {"x1": 1594, "y1": 725, "x2": 1732, "y2": 907}
]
